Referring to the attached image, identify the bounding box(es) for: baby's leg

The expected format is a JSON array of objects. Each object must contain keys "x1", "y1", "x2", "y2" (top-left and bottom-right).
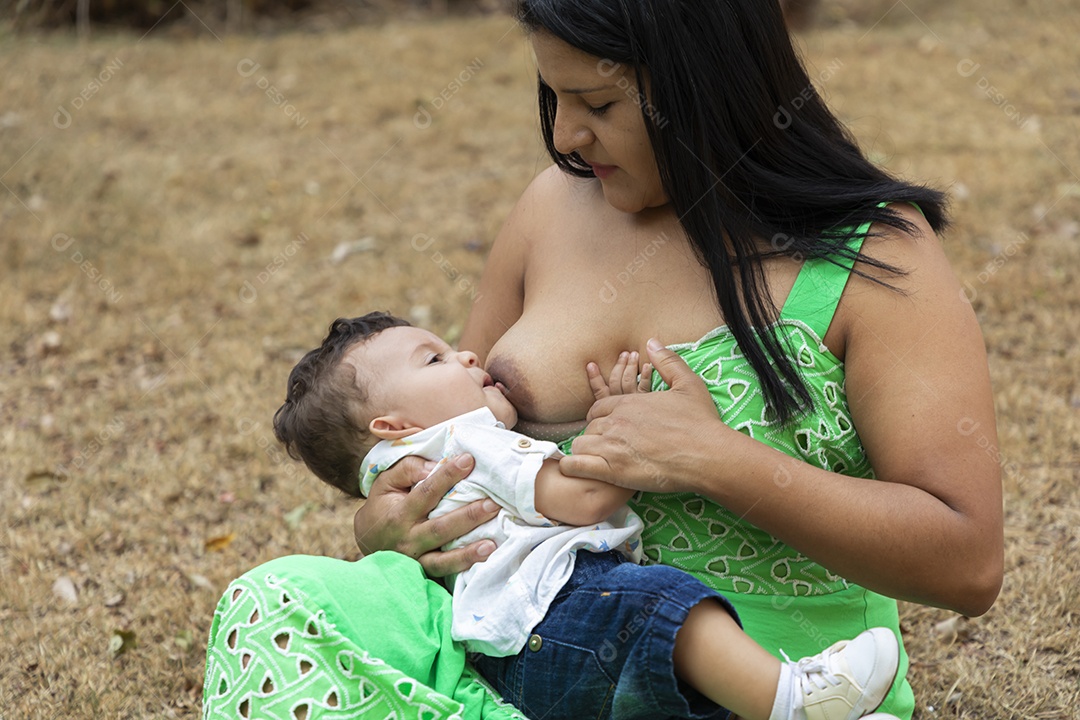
[
  {"x1": 474, "y1": 551, "x2": 900, "y2": 720},
  {"x1": 675, "y1": 603, "x2": 901, "y2": 720},
  {"x1": 674, "y1": 600, "x2": 780, "y2": 719},
  {"x1": 472, "y1": 552, "x2": 732, "y2": 719}
]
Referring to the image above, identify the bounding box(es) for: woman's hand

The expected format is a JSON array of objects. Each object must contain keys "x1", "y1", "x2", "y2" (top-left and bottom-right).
[
  {"x1": 561, "y1": 339, "x2": 724, "y2": 493},
  {"x1": 353, "y1": 453, "x2": 500, "y2": 578}
]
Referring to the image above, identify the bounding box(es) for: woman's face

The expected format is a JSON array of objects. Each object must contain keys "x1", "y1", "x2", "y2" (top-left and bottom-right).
[{"x1": 530, "y1": 32, "x2": 667, "y2": 213}]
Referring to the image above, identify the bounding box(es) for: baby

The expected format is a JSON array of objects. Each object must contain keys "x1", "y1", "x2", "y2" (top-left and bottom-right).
[{"x1": 273, "y1": 312, "x2": 901, "y2": 720}]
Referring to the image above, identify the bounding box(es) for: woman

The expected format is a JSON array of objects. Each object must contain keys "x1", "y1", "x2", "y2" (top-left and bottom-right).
[{"x1": 204, "y1": 1, "x2": 1002, "y2": 718}]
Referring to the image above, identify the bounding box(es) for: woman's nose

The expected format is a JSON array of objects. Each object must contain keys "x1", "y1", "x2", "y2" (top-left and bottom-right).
[
  {"x1": 457, "y1": 351, "x2": 479, "y2": 367},
  {"x1": 552, "y1": 105, "x2": 593, "y2": 155}
]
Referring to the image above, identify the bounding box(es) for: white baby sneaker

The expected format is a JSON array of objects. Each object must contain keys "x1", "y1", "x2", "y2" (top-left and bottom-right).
[{"x1": 787, "y1": 627, "x2": 899, "y2": 720}]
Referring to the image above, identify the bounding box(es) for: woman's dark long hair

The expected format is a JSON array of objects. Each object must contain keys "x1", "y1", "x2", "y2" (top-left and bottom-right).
[{"x1": 515, "y1": 0, "x2": 948, "y2": 423}]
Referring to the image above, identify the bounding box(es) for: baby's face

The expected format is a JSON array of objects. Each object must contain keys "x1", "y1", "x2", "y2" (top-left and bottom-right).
[{"x1": 346, "y1": 326, "x2": 518, "y2": 432}]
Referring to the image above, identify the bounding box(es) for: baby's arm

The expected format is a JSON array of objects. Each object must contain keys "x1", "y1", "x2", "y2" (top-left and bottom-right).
[
  {"x1": 533, "y1": 351, "x2": 651, "y2": 526},
  {"x1": 533, "y1": 460, "x2": 636, "y2": 526}
]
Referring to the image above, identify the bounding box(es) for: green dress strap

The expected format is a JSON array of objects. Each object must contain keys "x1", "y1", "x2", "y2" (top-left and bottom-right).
[{"x1": 779, "y1": 218, "x2": 874, "y2": 341}]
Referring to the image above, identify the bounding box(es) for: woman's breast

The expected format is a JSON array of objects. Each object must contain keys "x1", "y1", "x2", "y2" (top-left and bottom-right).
[
  {"x1": 485, "y1": 313, "x2": 614, "y2": 425},
  {"x1": 480, "y1": 199, "x2": 726, "y2": 428},
  {"x1": 485, "y1": 301, "x2": 723, "y2": 429}
]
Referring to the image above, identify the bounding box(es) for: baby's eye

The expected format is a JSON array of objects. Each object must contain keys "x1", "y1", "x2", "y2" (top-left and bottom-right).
[
  {"x1": 427, "y1": 353, "x2": 443, "y2": 365},
  {"x1": 588, "y1": 102, "x2": 614, "y2": 117}
]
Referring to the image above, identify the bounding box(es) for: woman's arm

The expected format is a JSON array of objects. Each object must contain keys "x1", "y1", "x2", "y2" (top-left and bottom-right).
[{"x1": 562, "y1": 213, "x2": 1004, "y2": 616}]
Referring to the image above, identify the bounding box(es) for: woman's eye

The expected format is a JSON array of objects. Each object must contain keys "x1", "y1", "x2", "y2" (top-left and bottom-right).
[{"x1": 588, "y1": 102, "x2": 613, "y2": 117}]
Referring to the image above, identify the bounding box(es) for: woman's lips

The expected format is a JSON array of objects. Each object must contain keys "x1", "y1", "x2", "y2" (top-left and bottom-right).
[{"x1": 588, "y1": 162, "x2": 617, "y2": 179}]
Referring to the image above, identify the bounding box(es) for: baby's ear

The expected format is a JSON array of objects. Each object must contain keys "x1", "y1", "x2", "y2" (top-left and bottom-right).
[{"x1": 369, "y1": 415, "x2": 423, "y2": 441}]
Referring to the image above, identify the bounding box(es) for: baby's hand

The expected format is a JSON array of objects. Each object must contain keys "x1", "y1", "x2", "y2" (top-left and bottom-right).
[{"x1": 587, "y1": 351, "x2": 653, "y2": 400}]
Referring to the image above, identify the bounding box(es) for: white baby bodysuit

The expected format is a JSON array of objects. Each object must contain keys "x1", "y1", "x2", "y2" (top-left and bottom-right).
[{"x1": 360, "y1": 407, "x2": 644, "y2": 656}]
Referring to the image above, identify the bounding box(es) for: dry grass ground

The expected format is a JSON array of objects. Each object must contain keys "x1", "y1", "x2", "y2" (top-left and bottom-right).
[{"x1": 1, "y1": 1, "x2": 1078, "y2": 717}]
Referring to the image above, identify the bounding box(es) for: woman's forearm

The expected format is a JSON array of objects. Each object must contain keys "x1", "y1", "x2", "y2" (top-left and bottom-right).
[{"x1": 685, "y1": 423, "x2": 1003, "y2": 616}]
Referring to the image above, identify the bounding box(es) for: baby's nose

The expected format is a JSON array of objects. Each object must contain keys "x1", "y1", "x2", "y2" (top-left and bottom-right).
[{"x1": 458, "y1": 351, "x2": 479, "y2": 367}]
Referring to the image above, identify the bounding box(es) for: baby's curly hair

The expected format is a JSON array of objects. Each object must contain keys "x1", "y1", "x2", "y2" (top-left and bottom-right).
[{"x1": 273, "y1": 312, "x2": 411, "y2": 497}]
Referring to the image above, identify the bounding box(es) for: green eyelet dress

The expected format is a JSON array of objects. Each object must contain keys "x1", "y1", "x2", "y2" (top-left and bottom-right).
[{"x1": 595, "y1": 226, "x2": 913, "y2": 718}]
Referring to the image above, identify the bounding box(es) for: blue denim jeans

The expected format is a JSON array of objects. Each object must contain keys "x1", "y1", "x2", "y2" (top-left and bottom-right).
[{"x1": 470, "y1": 551, "x2": 738, "y2": 720}]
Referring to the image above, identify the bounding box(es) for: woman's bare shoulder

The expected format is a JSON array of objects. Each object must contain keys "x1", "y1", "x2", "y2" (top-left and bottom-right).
[
  {"x1": 832, "y1": 200, "x2": 987, "y2": 389},
  {"x1": 460, "y1": 166, "x2": 602, "y2": 355},
  {"x1": 837, "y1": 202, "x2": 935, "y2": 275},
  {"x1": 525, "y1": 163, "x2": 570, "y2": 196},
  {"x1": 844, "y1": 203, "x2": 954, "y2": 301},
  {"x1": 826, "y1": 202, "x2": 954, "y2": 356},
  {"x1": 492, "y1": 166, "x2": 579, "y2": 261},
  {"x1": 514, "y1": 165, "x2": 606, "y2": 226}
]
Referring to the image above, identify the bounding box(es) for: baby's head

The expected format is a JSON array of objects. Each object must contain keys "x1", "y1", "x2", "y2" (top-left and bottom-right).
[{"x1": 274, "y1": 312, "x2": 516, "y2": 496}]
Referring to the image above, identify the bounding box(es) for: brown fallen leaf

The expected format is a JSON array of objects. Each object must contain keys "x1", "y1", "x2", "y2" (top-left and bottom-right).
[
  {"x1": 234, "y1": 231, "x2": 261, "y2": 247},
  {"x1": 25, "y1": 469, "x2": 65, "y2": 484},
  {"x1": 205, "y1": 533, "x2": 236, "y2": 552}
]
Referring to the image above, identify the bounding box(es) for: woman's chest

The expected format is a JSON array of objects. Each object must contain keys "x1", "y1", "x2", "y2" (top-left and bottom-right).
[{"x1": 485, "y1": 227, "x2": 723, "y2": 422}]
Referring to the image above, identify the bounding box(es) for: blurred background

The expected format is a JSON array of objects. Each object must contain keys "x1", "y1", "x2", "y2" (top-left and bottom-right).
[{"x1": 1, "y1": 0, "x2": 1078, "y2": 717}]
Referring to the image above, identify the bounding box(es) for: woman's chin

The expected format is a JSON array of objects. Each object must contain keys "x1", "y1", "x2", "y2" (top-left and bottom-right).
[{"x1": 599, "y1": 184, "x2": 667, "y2": 214}]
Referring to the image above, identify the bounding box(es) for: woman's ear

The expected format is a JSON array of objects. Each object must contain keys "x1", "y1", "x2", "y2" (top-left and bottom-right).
[{"x1": 369, "y1": 415, "x2": 424, "y2": 441}]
